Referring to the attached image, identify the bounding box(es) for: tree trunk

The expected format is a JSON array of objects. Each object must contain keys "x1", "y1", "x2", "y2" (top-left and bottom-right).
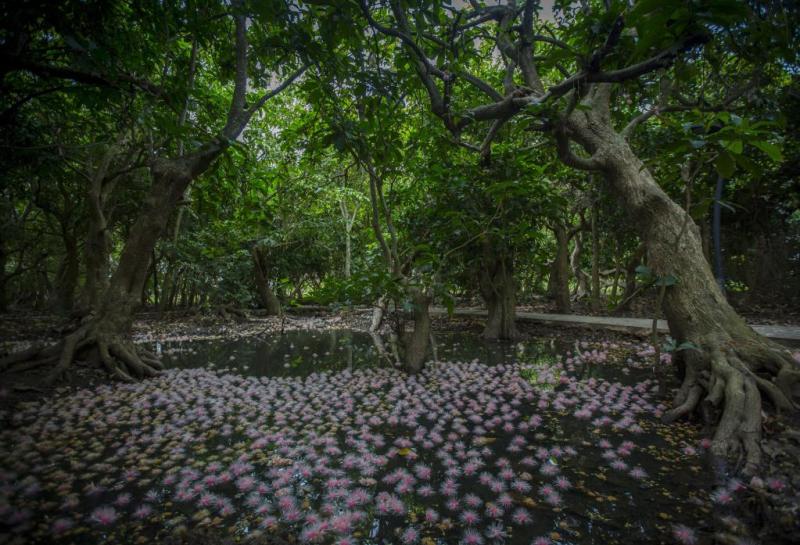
[
  {"x1": 341, "y1": 200, "x2": 359, "y2": 279},
  {"x1": 0, "y1": 238, "x2": 6, "y2": 312},
  {"x1": 615, "y1": 242, "x2": 646, "y2": 313},
  {"x1": 570, "y1": 232, "x2": 589, "y2": 300},
  {"x1": 344, "y1": 234, "x2": 352, "y2": 279},
  {"x1": 84, "y1": 202, "x2": 111, "y2": 311},
  {"x1": 0, "y1": 8, "x2": 309, "y2": 382},
  {"x1": 478, "y1": 239, "x2": 518, "y2": 340},
  {"x1": 565, "y1": 103, "x2": 799, "y2": 473},
  {"x1": 54, "y1": 233, "x2": 79, "y2": 312},
  {"x1": 590, "y1": 197, "x2": 601, "y2": 312},
  {"x1": 548, "y1": 224, "x2": 571, "y2": 313},
  {"x1": 166, "y1": 268, "x2": 181, "y2": 309},
  {"x1": 252, "y1": 245, "x2": 281, "y2": 316},
  {"x1": 81, "y1": 140, "x2": 126, "y2": 312},
  {"x1": 370, "y1": 295, "x2": 387, "y2": 332},
  {"x1": 1, "y1": 165, "x2": 198, "y2": 381},
  {"x1": 159, "y1": 196, "x2": 190, "y2": 313},
  {"x1": 400, "y1": 288, "x2": 431, "y2": 373},
  {"x1": 610, "y1": 239, "x2": 622, "y2": 302}
]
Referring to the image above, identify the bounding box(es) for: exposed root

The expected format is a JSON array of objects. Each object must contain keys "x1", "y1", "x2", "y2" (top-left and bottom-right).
[
  {"x1": 0, "y1": 342, "x2": 60, "y2": 372},
  {"x1": 662, "y1": 382, "x2": 703, "y2": 423},
  {"x1": 775, "y1": 367, "x2": 800, "y2": 403},
  {"x1": 46, "y1": 329, "x2": 86, "y2": 382},
  {"x1": 1, "y1": 325, "x2": 162, "y2": 384},
  {"x1": 110, "y1": 342, "x2": 159, "y2": 378},
  {"x1": 97, "y1": 338, "x2": 135, "y2": 383},
  {"x1": 663, "y1": 334, "x2": 798, "y2": 475}
]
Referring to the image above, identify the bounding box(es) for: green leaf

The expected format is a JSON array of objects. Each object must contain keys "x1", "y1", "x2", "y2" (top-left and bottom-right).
[
  {"x1": 752, "y1": 141, "x2": 783, "y2": 163},
  {"x1": 721, "y1": 140, "x2": 743, "y2": 155},
  {"x1": 675, "y1": 341, "x2": 699, "y2": 352},
  {"x1": 714, "y1": 151, "x2": 736, "y2": 178}
]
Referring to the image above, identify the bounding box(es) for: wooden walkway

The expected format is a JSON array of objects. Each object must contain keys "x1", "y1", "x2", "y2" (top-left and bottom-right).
[{"x1": 430, "y1": 307, "x2": 800, "y2": 345}]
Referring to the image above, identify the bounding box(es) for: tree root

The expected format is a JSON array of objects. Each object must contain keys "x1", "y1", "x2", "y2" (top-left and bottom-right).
[
  {"x1": 662, "y1": 335, "x2": 799, "y2": 475},
  {"x1": 0, "y1": 324, "x2": 162, "y2": 384}
]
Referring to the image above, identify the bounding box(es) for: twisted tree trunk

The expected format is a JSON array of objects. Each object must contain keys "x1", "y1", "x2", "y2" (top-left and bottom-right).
[{"x1": 563, "y1": 99, "x2": 799, "y2": 473}]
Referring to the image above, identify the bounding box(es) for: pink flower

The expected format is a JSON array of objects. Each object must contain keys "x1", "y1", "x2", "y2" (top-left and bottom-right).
[
  {"x1": 460, "y1": 509, "x2": 480, "y2": 525},
  {"x1": 511, "y1": 479, "x2": 532, "y2": 493},
  {"x1": 414, "y1": 464, "x2": 432, "y2": 480},
  {"x1": 672, "y1": 524, "x2": 697, "y2": 545},
  {"x1": 485, "y1": 503, "x2": 504, "y2": 518},
  {"x1": 464, "y1": 493, "x2": 482, "y2": 508},
  {"x1": 711, "y1": 488, "x2": 734, "y2": 505},
  {"x1": 629, "y1": 467, "x2": 648, "y2": 480},
  {"x1": 330, "y1": 512, "x2": 355, "y2": 534},
  {"x1": 511, "y1": 507, "x2": 532, "y2": 525},
  {"x1": 498, "y1": 493, "x2": 514, "y2": 508},
  {"x1": 300, "y1": 523, "x2": 327, "y2": 543},
  {"x1": 90, "y1": 506, "x2": 118, "y2": 526},
  {"x1": 610, "y1": 459, "x2": 629, "y2": 471},
  {"x1": 555, "y1": 476, "x2": 572, "y2": 490},
  {"x1": 424, "y1": 508, "x2": 439, "y2": 523},
  {"x1": 544, "y1": 492, "x2": 563, "y2": 506},
  {"x1": 461, "y1": 528, "x2": 484, "y2": 545},
  {"x1": 114, "y1": 493, "x2": 132, "y2": 506},
  {"x1": 766, "y1": 478, "x2": 786, "y2": 492},
  {"x1": 727, "y1": 478, "x2": 745, "y2": 492},
  {"x1": 51, "y1": 518, "x2": 73, "y2": 535},
  {"x1": 401, "y1": 526, "x2": 419, "y2": 544},
  {"x1": 486, "y1": 523, "x2": 506, "y2": 540},
  {"x1": 236, "y1": 476, "x2": 256, "y2": 492}
]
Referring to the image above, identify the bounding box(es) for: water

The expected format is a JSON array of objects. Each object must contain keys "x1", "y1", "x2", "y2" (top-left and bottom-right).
[
  {"x1": 0, "y1": 329, "x2": 719, "y2": 545},
  {"x1": 154, "y1": 329, "x2": 573, "y2": 378}
]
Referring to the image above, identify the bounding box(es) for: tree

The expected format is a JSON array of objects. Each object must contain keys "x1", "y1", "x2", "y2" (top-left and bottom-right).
[
  {"x1": 360, "y1": 0, "x2": 799, "y2": 471},
  {"x1": 1, "y1": 1, "x2": 308, "y2": 381}
]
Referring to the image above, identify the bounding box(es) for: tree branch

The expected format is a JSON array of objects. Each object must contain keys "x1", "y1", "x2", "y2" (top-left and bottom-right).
[
  {"x1": 1, "y1": 54, "x2": 164, "y2": 96},
  {"x1": 555, "y1": 129, "x2": 602, "y2": 171}
]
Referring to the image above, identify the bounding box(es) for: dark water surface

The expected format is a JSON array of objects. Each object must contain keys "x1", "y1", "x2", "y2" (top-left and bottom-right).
[
  {"x1": 153, "y1": 329, "x2": 572, "y2": 378},
  {"x1": 1, "y1": 330, "x2": 718, "y2": 545}
]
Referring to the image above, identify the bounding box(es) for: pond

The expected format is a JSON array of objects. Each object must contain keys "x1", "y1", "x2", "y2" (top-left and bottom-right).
[
  {"x1": 153, "y1": 329, "x2": 571, "y2": 378},
  {"x1": 1, "y1": 329, "x2": 721, "y2": 545}
]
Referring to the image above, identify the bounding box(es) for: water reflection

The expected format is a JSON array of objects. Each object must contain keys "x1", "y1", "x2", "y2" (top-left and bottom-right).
[{"x1": 155, "y1": 329, "x2": 573, "y2": 378}]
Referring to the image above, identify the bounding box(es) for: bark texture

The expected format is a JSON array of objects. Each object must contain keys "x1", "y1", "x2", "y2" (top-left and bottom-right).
[
  {"x1": 548, "y1": 224, "x2": 571, "y2": 313},
  {"x1": 562, "y1": 91, "x2": 799, "y2": 473},
  {"x1": 479, "y1": 238, "x2": 518, "y2": 340},
  {"x1": 400, "y1": 288, "x2": 432, "y2": 373}
]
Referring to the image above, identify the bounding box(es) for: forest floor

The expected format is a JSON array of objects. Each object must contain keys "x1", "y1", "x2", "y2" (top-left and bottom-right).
[{"x1": 1, "y1": 309, "x2": 799, "y2": 544}]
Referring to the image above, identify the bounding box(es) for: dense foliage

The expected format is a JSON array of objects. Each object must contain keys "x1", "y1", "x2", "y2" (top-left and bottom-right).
[{"x1": 1, "y1": 0, "x2": 797, "y2": 316}]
